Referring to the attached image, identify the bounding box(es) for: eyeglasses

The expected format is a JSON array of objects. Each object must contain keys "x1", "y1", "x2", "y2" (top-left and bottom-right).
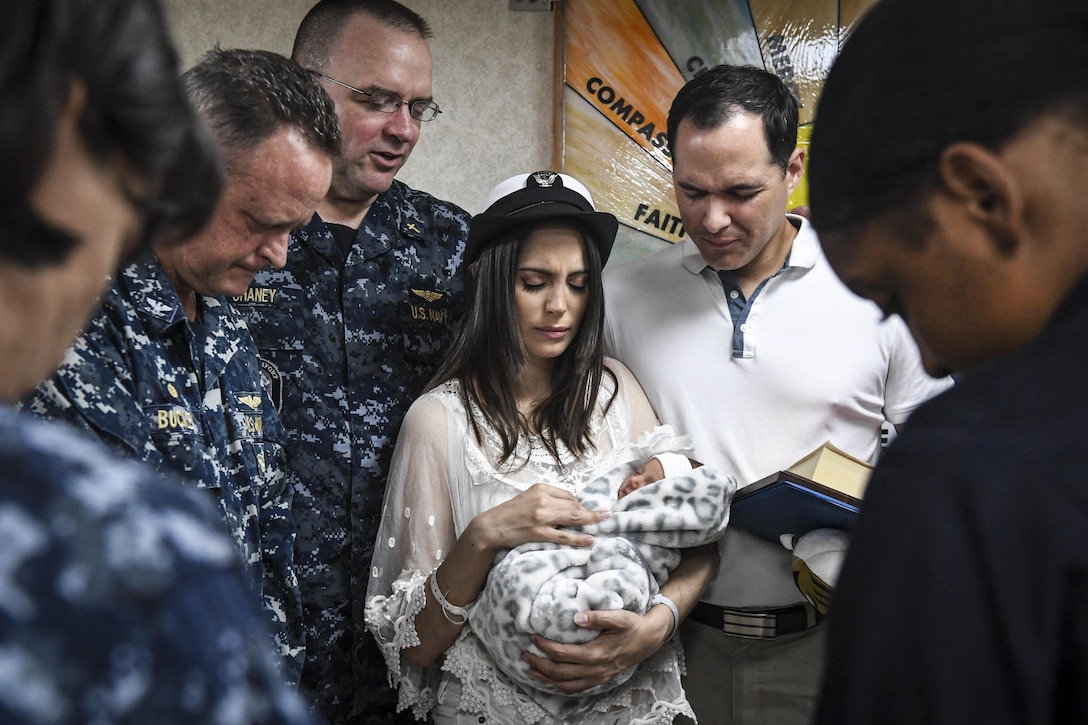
[{"x1": 309, "y1": 71, "x2": 441, "y2": 122}]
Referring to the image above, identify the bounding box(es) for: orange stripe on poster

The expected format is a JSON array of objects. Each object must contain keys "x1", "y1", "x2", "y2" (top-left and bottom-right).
[{"x1": 564, "y1": 0, "x2": 684, "y2": 170}]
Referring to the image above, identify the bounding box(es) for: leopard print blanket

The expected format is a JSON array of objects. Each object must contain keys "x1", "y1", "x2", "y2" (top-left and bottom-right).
[{"x1": 469, "y1": 459, "x2": 735, "y2": 699}]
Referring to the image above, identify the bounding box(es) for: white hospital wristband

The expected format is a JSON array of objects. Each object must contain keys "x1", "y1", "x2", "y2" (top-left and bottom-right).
[{"x1": 651, "y1": 593, "x2": 680, "y2": 639}]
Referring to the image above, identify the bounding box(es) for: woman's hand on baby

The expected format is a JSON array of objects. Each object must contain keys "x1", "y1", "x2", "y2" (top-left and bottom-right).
[
  {"x1": 524, "y1": 607, "x2": 668, "y2": 694},
  {"x1": 466, "y1": 483, "x2": 609, "y2": 552}
]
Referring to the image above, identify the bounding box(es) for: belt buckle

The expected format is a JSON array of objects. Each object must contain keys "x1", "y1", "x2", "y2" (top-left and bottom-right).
[
  {"x1": 719, "y1": 604, "x2": 816, "y2": 640},
  {"x1": 721, "y1": 609, "x2": 778, "y2": 640}
]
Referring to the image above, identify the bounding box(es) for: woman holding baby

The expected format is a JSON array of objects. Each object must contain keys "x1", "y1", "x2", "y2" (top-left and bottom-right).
[{"x1": 365, "y1": 171, "x2": 721, "y2": 724}]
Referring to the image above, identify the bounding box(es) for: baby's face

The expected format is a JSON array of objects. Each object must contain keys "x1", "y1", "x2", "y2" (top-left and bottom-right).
[{"x1": 617, "y1": 458, "x2": 666, "y2": 498}]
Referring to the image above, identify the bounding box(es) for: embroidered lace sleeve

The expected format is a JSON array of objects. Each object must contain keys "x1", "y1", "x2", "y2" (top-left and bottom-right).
[{"x1": 364, "y1": 391, "x2": 459, "y2": 718}]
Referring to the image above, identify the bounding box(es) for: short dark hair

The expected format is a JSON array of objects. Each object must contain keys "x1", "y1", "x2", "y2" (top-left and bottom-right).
[
  {"x1": 428, "y1": 220, "x2": 614, "y2": 466},
  {"x1": 667, "y1": 64, "x2": 799, "y2": 171},
  {"x1": 0, "y1": 0, "x2": 221, "y2": 267},
  {"x1": 809, "y1": 0, "x2": 1088, "y2": 235},
  {"x1": 292, "y1": 0, "x2": 432, "y2": 71},
  {"x1": 183, "y1": 47, "x2": 341, "y2": 173}
]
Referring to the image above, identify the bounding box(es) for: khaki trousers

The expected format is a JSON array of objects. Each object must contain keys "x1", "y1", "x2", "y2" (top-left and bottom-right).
[{"x1": 679, "y1": 617, "x2": 827, "y2": 725}]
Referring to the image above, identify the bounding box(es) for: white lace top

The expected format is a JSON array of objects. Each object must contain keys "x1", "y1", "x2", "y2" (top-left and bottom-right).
[{"x1": 364, "y1": 359, "x2": 694, "y2": 724}]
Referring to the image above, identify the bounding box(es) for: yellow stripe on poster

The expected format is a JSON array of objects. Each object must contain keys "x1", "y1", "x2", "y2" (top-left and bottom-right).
[
  {"x1": 788, "y1": 123, "x2": 813, "y2": 210},
  {"x1": 564, "y1": 89, "x2": 681, "y2": 248},
  {"x1": 747, "y1": 0, "x2": 839, "y2": 125}
]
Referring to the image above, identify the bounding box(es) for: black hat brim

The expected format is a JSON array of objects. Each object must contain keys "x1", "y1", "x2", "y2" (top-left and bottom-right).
[{"x1": 465, "y1": 189, "x2": 619, "y2": 265}]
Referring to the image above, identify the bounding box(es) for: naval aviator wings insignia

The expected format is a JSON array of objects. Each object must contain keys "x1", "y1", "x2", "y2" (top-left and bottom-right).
[{"x1": 411, "y1": 288, "x2": 444, "y2": 303}]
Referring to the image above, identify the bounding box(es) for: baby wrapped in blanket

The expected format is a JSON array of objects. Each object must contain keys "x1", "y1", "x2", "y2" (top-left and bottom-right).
[{"x1": 469, "y1": 431, "x2": 735, "y2": 699}]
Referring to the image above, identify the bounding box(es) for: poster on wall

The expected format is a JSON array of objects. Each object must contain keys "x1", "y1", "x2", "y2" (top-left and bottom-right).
[{"x1": 558, "y1": 0, "x2": 876, "y2": 265}]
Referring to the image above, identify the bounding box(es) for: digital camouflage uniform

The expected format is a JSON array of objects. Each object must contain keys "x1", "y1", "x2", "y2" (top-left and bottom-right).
[
  {"x1": 234, "y1": 179, "x2": 468, "y2": 723},
  {"x1": 24, "y1": 254, "x2": 304, "y2": 685},
  {"x1": 0, "y1": 406, "x2": 314, "y2": 724}
]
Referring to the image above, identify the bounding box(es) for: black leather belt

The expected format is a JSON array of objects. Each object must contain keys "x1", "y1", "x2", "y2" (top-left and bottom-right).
[{"x1": 690, "y1": 601, "x2": 822, "y2": 640}]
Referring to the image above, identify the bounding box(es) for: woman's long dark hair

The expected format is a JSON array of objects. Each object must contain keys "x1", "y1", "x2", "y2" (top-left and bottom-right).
[{"x1": 428, "y1": 219, "x2": 616, "y2": 467}]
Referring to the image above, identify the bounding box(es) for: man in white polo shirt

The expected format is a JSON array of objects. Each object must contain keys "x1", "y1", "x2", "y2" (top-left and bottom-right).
[{"x1": 604, "y1": 64, "x2": 951, "y2": 725}]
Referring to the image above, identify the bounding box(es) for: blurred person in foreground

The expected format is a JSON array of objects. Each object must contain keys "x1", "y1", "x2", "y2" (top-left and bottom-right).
[
  {"x1": 25, "y1": 47, "x2": 341, "y2": 685},
  {"x1": 807, "y1": 0, "x2": 1088, "y2": 722},
  {"x1": 0, "y1": 0, "x2": 313, "y2": 721}
]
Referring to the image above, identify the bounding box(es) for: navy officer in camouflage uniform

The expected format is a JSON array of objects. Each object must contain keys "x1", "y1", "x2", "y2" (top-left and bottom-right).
[
  {"x1": 24, "y1": 48, "x2": 342, "y2": 687},
  {"x1": 233, "y1": 1, "x2": 469, "y2": 721},
  {"x1": 0, "y1": 0, "x2": 313, "y2": 721}
]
